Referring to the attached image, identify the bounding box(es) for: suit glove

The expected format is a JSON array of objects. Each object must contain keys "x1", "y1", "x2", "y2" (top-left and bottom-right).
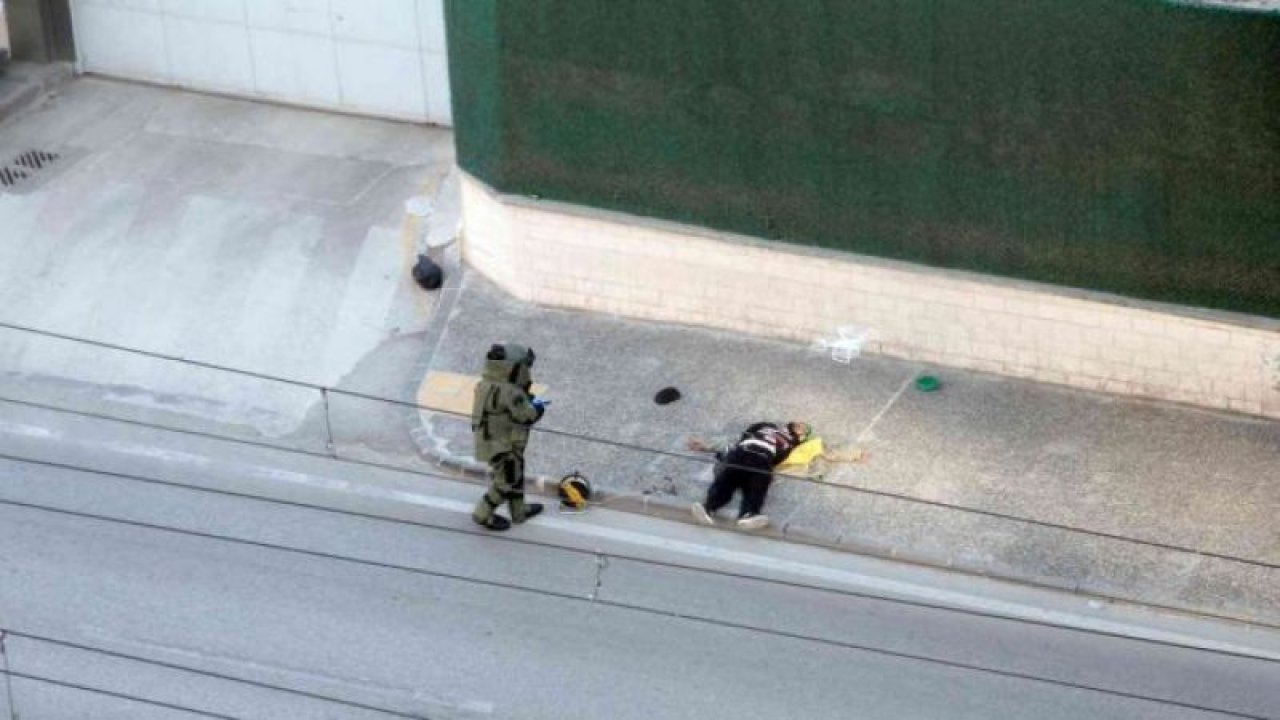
[{"x1": 531, "y1": 396, "x2": 549, "y2": 421}]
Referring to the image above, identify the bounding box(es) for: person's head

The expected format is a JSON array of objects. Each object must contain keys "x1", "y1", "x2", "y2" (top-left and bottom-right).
[
  {"x1": 786, "y1": 421, "x2": 812, "y2": 444},
  {"x1": 483, "y1": 343, "x2": 537, "y2": 387}
]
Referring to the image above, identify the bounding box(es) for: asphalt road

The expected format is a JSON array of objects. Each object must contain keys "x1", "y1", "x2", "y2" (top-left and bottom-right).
[{"x1": 1, "y1": 402, "x2": 1278, "y2": 720}]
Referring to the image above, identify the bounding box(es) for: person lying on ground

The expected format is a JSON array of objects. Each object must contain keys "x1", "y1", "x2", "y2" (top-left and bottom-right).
[{"x1": 687, "y1": 421, "x2": 812, "y2": 531}]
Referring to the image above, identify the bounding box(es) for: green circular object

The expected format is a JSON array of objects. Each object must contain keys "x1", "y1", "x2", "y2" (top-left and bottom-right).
[{"x1": 915, "y1": 375, "x2": 941, "y2": 393}]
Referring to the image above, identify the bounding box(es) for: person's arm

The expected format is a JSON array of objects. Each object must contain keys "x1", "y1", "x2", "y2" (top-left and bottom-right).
[
  {"x1": 686, "y1": 435, "x2": 732, "y2": 454},
  {"x1": 686, "y1": 437, "x2": 717, "y2": 452},
  {"x1": 772, "y1": 443, "x2": 795, "y2": 466},
  {"x1": 507, "y1": 387, "x2": 541, "y2": 425}
]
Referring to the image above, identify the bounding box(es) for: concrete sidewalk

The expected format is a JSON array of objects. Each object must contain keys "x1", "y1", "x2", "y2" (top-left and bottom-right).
[
  {"x1": 412, "y1": 266, "x2": 1280, "y2": 627},
  {"x1": 0, "y1": 75, "x2": 454, "y2": 450}
]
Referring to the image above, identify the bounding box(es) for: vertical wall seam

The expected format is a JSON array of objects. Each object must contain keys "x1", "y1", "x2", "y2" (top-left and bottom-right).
[
  {"x1": 415, "y1": 0, "x2": 432, "y2": 122},
  {"x1": 157, "y1": 1, "x2": 174, "y2": 86},
  {"x1": 66, "y1": 0, "x2": 86, "y2": 72},
  {"x1": 327, "y1": 0, "x2": 345, "y2": 107},
  {"x1": 240, "y1": 0, "x2": 258, "y2": 96}
]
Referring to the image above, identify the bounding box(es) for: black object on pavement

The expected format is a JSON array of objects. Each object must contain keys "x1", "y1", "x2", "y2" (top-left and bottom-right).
[
  {"x1": 654, "y1": 387, "x2": 682, "y2": 405},
  {"x1": 412, "y1": 254, "x2": 444, "y2": 290}
]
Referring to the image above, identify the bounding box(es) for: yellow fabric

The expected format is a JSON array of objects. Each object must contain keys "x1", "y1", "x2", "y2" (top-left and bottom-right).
[{"x1": 777, "y1": 437, "x2": 825, "y2": 469}]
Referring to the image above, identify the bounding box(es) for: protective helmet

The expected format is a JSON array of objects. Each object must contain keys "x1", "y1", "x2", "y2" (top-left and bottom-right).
[
  {"x1": 558, "y1": 471, "x2": 592, "y2": 513},
  {"x1": 483, "y1": 343, "x2": 536, "y2": 387}
]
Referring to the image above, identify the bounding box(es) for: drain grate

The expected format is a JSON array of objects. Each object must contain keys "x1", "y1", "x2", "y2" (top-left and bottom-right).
[
  {"x1": 0, "y1": 150, "x2": 61, "y2": 188},
  {"x1": 0, "y1": 166, "x2": 31, "y2": 187},
  {"x1": 14, "y1": 150, "x2": 58, "y2": 170}
]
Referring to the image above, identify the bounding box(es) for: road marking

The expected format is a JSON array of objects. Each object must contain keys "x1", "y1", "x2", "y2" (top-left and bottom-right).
[{"x1": 856, "y1": 373, "x2": 916, "y2": 443}]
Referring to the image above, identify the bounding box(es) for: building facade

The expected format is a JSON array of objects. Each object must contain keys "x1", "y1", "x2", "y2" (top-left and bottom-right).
[{"x1": 63, "y1": 0, "x2": 452, "y2": 125}]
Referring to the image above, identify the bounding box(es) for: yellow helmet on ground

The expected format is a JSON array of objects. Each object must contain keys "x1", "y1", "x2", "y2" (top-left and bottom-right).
[{"x1": 558, "y1": 471, "x2": 592, "y2": 513}]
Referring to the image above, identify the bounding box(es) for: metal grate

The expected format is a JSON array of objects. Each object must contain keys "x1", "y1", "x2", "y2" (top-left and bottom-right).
[
  {"x1": 14, "y1": 150, "x2": 59, "y2": 170},
  {"x1": 0, "y1": 150, "x2": 60, "y2": 188},
  {"x1": 0, "y1": 166, "x2": 30, "y2": 187}
]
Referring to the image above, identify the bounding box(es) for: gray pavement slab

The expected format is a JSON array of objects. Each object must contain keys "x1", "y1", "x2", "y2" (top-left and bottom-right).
[
  {"x1": 415, "y1": 266, "x2": 914, "y2": 487},
  {"x1": 415, "y1": 269, "x2": 1280, "y2": 626},
  {"x1": 0, "y1": 76, "x2": 452, "y2": 452},
  {"x1": 857, "y1": 372, "x2": 1280, "y2": 563}
]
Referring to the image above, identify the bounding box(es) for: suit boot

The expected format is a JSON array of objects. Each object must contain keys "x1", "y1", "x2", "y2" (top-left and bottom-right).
[{"x1": 512, "y1": 501, "x2": 544, "y2": 524}]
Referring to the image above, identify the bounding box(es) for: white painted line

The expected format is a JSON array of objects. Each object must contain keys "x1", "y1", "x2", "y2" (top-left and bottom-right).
[{"x1": 856, "y1": 373, "x2": 916, "y2": 443}]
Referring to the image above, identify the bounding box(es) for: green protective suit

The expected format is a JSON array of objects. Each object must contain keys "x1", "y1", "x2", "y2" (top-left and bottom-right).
[{"x1": 471, "y1": 344, "x2": 542, "y2": 525}]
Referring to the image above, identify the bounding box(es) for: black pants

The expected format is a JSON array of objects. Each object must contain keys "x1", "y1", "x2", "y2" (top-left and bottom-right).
[{"x1": 703, "y1": 447, "x2": 774, "y2": 518}]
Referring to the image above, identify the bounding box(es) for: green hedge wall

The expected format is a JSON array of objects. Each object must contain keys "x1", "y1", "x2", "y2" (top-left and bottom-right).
[{"x1": 446, "y1": 1, "x2": 1280, "y2": 318}]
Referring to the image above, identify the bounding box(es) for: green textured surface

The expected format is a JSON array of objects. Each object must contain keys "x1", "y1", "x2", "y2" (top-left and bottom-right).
[
  {"x1": 444, "y1": 0, "x2": 504, "y2": 183},
  {"x1": 447, "y1": 0, "x2": 1280, "y2": 318}
]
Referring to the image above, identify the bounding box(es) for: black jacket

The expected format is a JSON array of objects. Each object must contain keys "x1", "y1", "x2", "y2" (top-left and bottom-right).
[{"x1": 730, "y1": 422, "x2": 797, "y2": 467}]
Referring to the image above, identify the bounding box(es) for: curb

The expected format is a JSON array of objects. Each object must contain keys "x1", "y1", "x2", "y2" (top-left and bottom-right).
[{"x1": 406, "y1": 410, "x2": 1279, "y2": 629}]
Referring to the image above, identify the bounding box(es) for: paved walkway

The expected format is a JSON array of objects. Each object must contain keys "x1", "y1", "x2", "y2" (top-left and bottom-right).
[
  {"x1": 412, "y1": 264, "x2": 1280, "y2": 627},
  {"x1": 0, "y1": 75, "x2": 454, "y2": 445}
]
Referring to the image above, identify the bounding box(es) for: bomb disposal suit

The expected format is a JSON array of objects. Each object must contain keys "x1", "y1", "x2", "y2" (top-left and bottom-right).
[{"x1": 471, "y1": 344, "x2": 545, "y2": 530}]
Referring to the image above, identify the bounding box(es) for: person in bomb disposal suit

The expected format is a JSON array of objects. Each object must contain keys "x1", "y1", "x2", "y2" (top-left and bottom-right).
[{"x1": 471, "y1": 343, "x2": 548, "y2": 531}]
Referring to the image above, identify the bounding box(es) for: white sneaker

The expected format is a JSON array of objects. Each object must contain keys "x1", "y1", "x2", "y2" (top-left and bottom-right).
[
  {"x1": 691, "y1": 503, "x2": 715, "y2": 526},
  {"x1": 736, "y1": 514, "x2": 769, "y2": 530}
]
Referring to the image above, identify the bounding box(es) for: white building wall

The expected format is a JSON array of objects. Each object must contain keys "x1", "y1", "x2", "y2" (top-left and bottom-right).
[{"x1": 69, "y1": 0, "x2": 452, "y2": 125}]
